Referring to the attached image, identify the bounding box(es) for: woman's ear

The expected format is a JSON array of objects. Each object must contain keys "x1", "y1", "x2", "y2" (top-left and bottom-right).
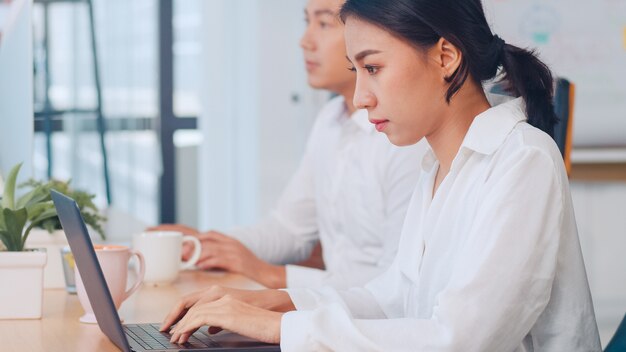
[{"x1": 431, "y1": 37, "x2": 462, "y2": 80}]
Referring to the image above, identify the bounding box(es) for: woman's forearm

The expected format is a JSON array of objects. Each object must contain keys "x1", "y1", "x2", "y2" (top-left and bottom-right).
[{"x1": 246, "y1": 289, "x2": 296, "y2": 313}]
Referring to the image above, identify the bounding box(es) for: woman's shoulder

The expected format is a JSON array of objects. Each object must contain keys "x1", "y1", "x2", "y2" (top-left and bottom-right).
[
  {"x1": 508, "y1": 122, "x2": 563, "y2": 164},
  {"x1": 489, "y1": 122, "x2": 568, "y2": 190},
  {"x1": 486, "y1": 98, "x2": 564, "y2": 167}
]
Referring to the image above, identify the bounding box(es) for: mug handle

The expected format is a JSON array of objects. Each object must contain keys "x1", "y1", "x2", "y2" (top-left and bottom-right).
[
  {"x1": 180, "y1": 236, "x2": 202, "y2": 270},
  {"x1": 123, "y1": 249, "x2": 145, "y2": 301}
]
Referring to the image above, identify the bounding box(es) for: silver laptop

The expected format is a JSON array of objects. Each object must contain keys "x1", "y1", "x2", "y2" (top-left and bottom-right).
[{"x1": 52, "y1": 190, "x2": 281, "y2": 352}]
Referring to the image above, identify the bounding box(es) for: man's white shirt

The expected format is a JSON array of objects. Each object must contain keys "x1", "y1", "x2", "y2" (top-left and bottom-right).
[{"x1": 228, "y1": 96, "x2": 427, "y2": 289}]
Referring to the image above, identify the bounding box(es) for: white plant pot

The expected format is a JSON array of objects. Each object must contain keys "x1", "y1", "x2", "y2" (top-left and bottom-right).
[
  {"x1": 0, "y1": 250, "x2": 47, "y2": 319},
  {"x1": 25, "y1": 229, "x2": 68, "y2": 289}
]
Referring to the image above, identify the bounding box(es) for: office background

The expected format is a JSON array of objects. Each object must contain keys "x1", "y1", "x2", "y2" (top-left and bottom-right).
[
  {"x1": 0, "y1": 0, "x2": 625, "y2": 347},
  {"x1": 21, "y1": 0, "x2": 328, "y2": 230}
]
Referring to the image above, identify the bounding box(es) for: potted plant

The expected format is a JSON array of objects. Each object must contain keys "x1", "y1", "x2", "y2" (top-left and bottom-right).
[
  {"x1": 0, "y1": 163, "x2": 58, "y2": 319},
  {"x1": 21, "y1": 179, "x2": 106, "y2": 289}
]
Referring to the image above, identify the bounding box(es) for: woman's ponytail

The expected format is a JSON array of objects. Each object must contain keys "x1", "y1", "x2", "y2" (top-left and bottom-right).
[{"x1": 499, "y1": 44, "x2": 558, "y2": 137}]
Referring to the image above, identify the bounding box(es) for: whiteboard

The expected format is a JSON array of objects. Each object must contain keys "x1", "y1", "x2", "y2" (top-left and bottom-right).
[{"x1": 483, "y1": 0, "x2": 626, "y2": 147}]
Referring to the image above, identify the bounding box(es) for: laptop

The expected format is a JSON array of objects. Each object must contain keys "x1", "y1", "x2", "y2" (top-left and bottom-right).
[{"x1": 52, "y1": 190, "x2": 281, "y2": 352}]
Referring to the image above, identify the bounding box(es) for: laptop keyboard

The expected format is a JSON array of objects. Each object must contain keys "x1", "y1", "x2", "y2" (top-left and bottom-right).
[{"x1": 125, "y1": 323, "x2": 221, "y2": 350}]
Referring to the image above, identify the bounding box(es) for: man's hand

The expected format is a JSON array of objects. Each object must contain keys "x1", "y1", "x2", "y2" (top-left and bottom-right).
[{"x1": 193, "y1": 231, "x2": 287, "y2": 288}]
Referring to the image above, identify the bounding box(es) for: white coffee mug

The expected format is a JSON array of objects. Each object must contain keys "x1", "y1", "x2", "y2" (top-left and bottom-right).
[{"x1": 132, "y1": 231, "x2": 201, "y2": 286}]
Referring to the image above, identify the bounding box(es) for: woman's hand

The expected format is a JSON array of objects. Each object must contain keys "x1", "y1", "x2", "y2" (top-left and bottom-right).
[
  {"x1": 160, "y1": 286, "x2": 295, "y2": 333},
  {"x1": 166, "y1": 295, "x2": 283, "y2": 345}
]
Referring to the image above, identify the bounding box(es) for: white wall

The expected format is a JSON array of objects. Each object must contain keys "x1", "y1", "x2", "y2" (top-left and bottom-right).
[
  {"x1": 0, "y1": 0, "x2": 33, "y2": 181},
  {"x1": 571, "y1": 181, "x2": 626, "y2": 346},
  {"x1": 197, "y1": 0, "x2": 327, "y2": 230}
]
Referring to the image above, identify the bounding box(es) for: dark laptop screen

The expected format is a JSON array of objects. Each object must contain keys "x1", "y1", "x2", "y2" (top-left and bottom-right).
[{"x1": 52, "y1": 190, "x2": 131, "y2": 352}]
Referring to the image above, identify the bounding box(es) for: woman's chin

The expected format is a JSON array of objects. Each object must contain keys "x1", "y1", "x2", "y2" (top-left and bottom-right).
[
  {"x1": 387, "y1": 134, "x2": 424, "y2": 147},
  {"x1": 385, "y1": 132, "x2": 410, "y2": 147}
]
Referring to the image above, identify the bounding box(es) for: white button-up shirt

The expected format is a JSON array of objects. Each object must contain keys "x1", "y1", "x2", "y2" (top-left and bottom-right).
[
  {"x1": 281, "y1": 98, "x2": 601, "y2": 351},
  {"x1": 229, "y1": 96, "x2": 426, "y2": 289}
]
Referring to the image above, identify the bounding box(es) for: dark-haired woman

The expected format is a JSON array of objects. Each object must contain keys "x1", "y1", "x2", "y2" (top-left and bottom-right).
[{"x1": 161, "y1": 1, "x2": 601, "y2": 350}]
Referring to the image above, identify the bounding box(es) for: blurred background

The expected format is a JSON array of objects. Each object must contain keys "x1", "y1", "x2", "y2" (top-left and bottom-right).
[{"x1": 0, "y1": 0, "x2": 624, "y2": 347}]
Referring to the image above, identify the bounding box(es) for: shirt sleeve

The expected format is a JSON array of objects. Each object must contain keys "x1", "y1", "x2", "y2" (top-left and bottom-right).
[
  {"x1": 285, "y1": 257, "x2": 405, "y2": 317},
  {"x1": 227, "y1": 149, "x2": 319, "y2": 265},
  {"x1": 280, "y1": 147, "x2": 569, "y2": 351}
]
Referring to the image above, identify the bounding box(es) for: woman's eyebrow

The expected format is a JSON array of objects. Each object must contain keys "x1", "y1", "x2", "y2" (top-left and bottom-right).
[{"x1": 354, "y1": 49, "x2": 382, "y2": 62}]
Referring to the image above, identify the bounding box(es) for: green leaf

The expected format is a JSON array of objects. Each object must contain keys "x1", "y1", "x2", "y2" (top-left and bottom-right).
[
  {"x1": 29, "y1": 207, "x2": 58, "y2": 227},
  {"x1": 17, "y1": 185, "x2": 51, "y2": 210},
  {"x1": 2, "y1": 208, "x2": 27, "y2": 251},
  {"x1": 2, "y1": 163, "x2": 22, "y2": 210},
  {"x1": 0, "y1": 231, "x2": 13, "y2": 251},
  {"x1": 22, "y1": 207, "x2": 58, "y2": 248},
  {"x1": 25, "y1": 201, "x2": 55, "y2": 221},
  {"x1": 0, "y1": 207, "x2": 5, "y2": 231}
]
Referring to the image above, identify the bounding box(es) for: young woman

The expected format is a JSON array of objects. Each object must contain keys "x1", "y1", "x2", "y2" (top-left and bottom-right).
[
  {"x1": 160, "y1": 0, "x2": 601, "y2": 350},
  {"x1": 152, "y1": 0, "x2": 425, "y2": 290}
]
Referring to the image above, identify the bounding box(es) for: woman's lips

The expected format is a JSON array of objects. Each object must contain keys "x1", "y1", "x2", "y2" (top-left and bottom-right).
[
  {"x1": 369, "y1": 119, "x2": 389, "y2": 132},
  {"x1": 305, "y1": 60, "x2": 319, "y2": 71}
]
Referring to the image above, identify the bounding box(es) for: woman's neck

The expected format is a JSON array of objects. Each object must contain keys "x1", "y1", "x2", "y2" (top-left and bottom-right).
[{"x1": 427, "y1": 86, "x2": 491, "y2": 177}]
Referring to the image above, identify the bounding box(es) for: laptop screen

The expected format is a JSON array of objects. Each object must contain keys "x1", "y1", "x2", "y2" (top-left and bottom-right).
[{"x1": 52, "y1": 190, "x2": 131, "y2": 352}]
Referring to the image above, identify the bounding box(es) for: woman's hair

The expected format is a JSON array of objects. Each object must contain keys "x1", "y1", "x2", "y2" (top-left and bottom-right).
[{"x1": 340, "y1": 0, "x2": 557, "y2": 137}]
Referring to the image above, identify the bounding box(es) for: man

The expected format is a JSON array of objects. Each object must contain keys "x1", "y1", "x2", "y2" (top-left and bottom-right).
[{"x1": 152, "y1": 0, "x2": 426, "y2": 289}]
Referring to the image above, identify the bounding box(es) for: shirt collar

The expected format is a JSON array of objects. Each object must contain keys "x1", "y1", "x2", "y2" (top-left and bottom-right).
[
  {"x1": 419, "y1": 97, "x2": 526, "y2": 172},
  {"x1": 421, "y1": 147, "x2": 437, "y2": 173},
  {"x1": 461, "y1": 97, "x2": 526, "y2": 155}
]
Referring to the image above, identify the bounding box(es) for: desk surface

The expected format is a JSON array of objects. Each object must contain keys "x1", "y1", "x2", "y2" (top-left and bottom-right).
[{"x1": 0, "y1": 270, "x2": 264, "y2": 352}]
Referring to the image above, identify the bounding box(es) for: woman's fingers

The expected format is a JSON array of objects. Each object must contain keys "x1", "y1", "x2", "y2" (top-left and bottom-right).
[
  {"x1": 175, "y1": 331, "x2": 194, "y2": 345},
  {"x1": 169, "y1": 296, "x2": 234, "y2": 343},
  {"x1": 169, "y1": 310, "x2": 204, "y2": 343},
  {"x1": 160, "y1": 301, "x2": 188, "y2": 331},
  {"x1": 160, "y1": 291, "x2": 204, "y2": 331}
]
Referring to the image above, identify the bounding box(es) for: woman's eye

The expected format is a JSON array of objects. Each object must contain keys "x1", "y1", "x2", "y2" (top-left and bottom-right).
[
  {"x1": 365, "y1": 65, "x2": 379, "y2": 75},
  {"x1": 319, "y1": 21, "x2": 329, "y2": 28},
  {"x1": 347, "y1": 66, "x2": 356, "y2": 72}
]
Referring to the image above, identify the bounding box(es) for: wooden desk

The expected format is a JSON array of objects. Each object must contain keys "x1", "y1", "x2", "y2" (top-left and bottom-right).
[{"x1": 0, "y1": 271, "x2": 265, "y2": 352}]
